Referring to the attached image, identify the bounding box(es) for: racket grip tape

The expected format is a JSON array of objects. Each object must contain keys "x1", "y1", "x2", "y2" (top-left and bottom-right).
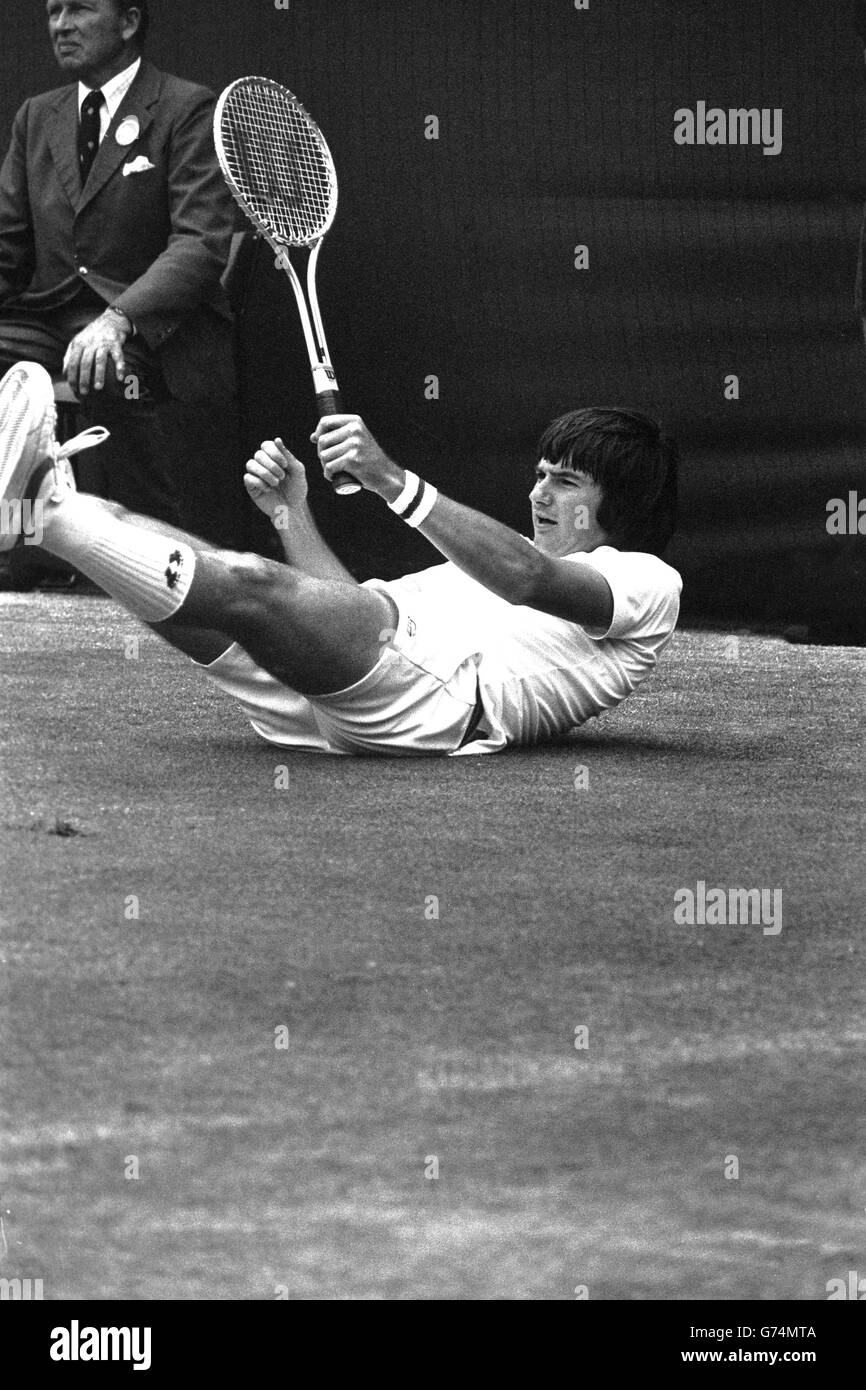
[{"x1": 316, "y1": 388, "x2": 362, "y2": 496}]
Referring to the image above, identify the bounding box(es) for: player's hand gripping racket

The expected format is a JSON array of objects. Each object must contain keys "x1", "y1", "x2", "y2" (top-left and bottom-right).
[{"x1": 214, "y1": 76, "x2": 360, "y2": 494}]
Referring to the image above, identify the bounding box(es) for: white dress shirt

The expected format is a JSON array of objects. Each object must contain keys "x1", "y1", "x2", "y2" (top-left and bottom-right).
[
  {"x1": 75, "y1": 57, "x2": 142, "y2": 331},
  {"x1": 78, "y1": 57, "x2": 142, "y2": 142}
]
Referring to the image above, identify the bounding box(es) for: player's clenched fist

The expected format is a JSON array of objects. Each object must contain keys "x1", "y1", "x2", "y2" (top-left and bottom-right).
[
  {"x1": 313, "y1": 415, "x2": 399, "y2": 495},
  {"x1": 243, "y1": 438, "x2": 309, "y2": 517}
]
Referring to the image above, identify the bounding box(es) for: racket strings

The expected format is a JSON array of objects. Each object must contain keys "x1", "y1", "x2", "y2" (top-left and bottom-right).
[{"x1": 220, "y1": 83, "x2": 335, "y2": 245}]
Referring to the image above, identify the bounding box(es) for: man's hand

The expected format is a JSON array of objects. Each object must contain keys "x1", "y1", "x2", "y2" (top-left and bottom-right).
[
  {"x1": 63, "y1": 311, "x2": 129, "y2": 396},
  {"x1": 313, "y1": 415, "x2": 403, "y2": 499},
  {"x1": 243, "y1": 438, "x2": 309, "y2": 519}
]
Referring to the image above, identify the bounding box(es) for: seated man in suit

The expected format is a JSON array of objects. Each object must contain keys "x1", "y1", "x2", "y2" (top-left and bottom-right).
[{"x1": 0, "y1": 0, "x2": 238, "y2": 586}]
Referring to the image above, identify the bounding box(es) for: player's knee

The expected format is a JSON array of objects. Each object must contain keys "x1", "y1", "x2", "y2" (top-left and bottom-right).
[
  {"x1": 222, "y1": 551, "x2": 296, "y2": 626},
  {"x1": 99, "y1": 499, "x2": 127, "y2": 520}
]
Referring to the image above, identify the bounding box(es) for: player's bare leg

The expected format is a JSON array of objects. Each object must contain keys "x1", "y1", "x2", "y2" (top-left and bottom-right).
[
  {"x1": 44, "y1": 488, "x2": 381, "y2": 680},
  {"x1": 42, "y1": 495, "x2": 394, "y2": 693},
  {"x1": 0, "y1": 363, "x2": 395, "y2": 694},
  {"x1": 158, "y1": 548, "x2": 395, "y2": 694}
]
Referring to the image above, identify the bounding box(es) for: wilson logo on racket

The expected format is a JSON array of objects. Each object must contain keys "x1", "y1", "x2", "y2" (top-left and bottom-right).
[{"x1": 233, "y1": 127, "x2": 296, "y2": 206}]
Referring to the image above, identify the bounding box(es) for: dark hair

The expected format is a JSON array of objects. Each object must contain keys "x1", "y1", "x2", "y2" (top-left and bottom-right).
[
  {"x1": 536, "y1": 407, "x2": 679, "y2": 555},
  {"x1": 115, "y1": 1, "x2": 149, "y2": 47}
]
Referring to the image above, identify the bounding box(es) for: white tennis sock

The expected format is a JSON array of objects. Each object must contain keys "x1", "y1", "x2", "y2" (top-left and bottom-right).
[{"x1": 41, "y1": 493, "x2": 196, "y2": 622}]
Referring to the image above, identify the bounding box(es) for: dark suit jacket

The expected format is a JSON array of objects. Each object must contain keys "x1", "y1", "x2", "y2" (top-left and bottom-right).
[{"x1": 0, "y1": 60, "x2": 238, "y2": 401}]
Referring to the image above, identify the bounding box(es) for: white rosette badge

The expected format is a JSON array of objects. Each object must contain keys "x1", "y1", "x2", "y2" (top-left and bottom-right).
[{"x1": 115, "y1": 116, "x2": 140, "y2": 148}]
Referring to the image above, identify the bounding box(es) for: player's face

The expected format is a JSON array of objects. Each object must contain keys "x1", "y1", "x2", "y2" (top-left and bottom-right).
[
  {"x1": 47, "y1": 0, "x2": 138, "y2": 84},
  {"x1": 530, "y1": 459, "x2": 609, "y2": 556}
]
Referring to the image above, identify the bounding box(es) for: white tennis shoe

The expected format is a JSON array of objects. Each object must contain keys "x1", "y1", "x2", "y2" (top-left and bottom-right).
[{"x1": 0, "y1": 361, "x2": 109, "y2": 551}]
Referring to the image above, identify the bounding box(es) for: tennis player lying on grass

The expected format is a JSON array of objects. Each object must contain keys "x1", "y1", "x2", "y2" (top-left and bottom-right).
[{"x1": 0, "y1": 362, "x2": 681, "y2": 755}]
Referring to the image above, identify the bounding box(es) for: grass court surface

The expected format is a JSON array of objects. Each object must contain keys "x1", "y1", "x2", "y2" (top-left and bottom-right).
[{"x1": 1, "y1": 595, "x2": 863, "y2": 1299}]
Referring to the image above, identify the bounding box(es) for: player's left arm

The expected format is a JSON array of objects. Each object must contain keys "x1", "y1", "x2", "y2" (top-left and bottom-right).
[
  {"x1": 246, "y1": 438, "x2": 358, "y2": 585},
  {"x1": 315, "y1": 416, "x2": 614, "y2": 630}
]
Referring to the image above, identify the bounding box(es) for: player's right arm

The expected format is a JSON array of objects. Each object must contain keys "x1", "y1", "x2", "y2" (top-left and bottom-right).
[
  {"x1": 244, "y1": 438, "x2": 358, "y2": 585},
  {"x1": 315, "y1": 416, "x2": 614, "y2": 630}
]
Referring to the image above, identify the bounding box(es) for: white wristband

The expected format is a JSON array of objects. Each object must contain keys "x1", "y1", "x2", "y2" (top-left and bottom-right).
[
  {"x1": 404, "y1": 482, "x2": 439, "y2": 528},
  {"x1": 387, "y1": 471, "x2": 421, "y2": 515}
]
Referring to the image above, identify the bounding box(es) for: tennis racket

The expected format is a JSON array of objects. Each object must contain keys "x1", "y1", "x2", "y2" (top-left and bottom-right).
[{"x1": 214, "y1": 76, "x2": 360, "y2": 495}]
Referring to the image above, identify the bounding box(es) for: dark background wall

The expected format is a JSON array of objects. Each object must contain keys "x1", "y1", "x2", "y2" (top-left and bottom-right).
[{"x1": 4, "y1": 0, "x2": 866, "y2": 632}]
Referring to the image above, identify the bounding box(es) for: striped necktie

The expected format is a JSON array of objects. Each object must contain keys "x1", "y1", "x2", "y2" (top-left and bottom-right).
[{"x1": 78, "y1": 89, "x2": 105, "y2": 185}]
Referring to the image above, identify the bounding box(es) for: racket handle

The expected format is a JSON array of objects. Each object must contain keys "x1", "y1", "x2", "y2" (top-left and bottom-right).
[{"x1": 317, "y1": 388, "x2": 362, "y2": 496}]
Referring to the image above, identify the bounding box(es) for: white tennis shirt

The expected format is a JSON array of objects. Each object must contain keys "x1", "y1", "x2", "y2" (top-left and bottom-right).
[{"x1": 365, "y1": 545, "x2": 682, "y2": 753}]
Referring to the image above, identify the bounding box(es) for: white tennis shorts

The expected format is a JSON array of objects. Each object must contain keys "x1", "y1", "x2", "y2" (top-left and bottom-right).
[{"x1": 197, "y1": 588, "x2": 481, "y2": 756}]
